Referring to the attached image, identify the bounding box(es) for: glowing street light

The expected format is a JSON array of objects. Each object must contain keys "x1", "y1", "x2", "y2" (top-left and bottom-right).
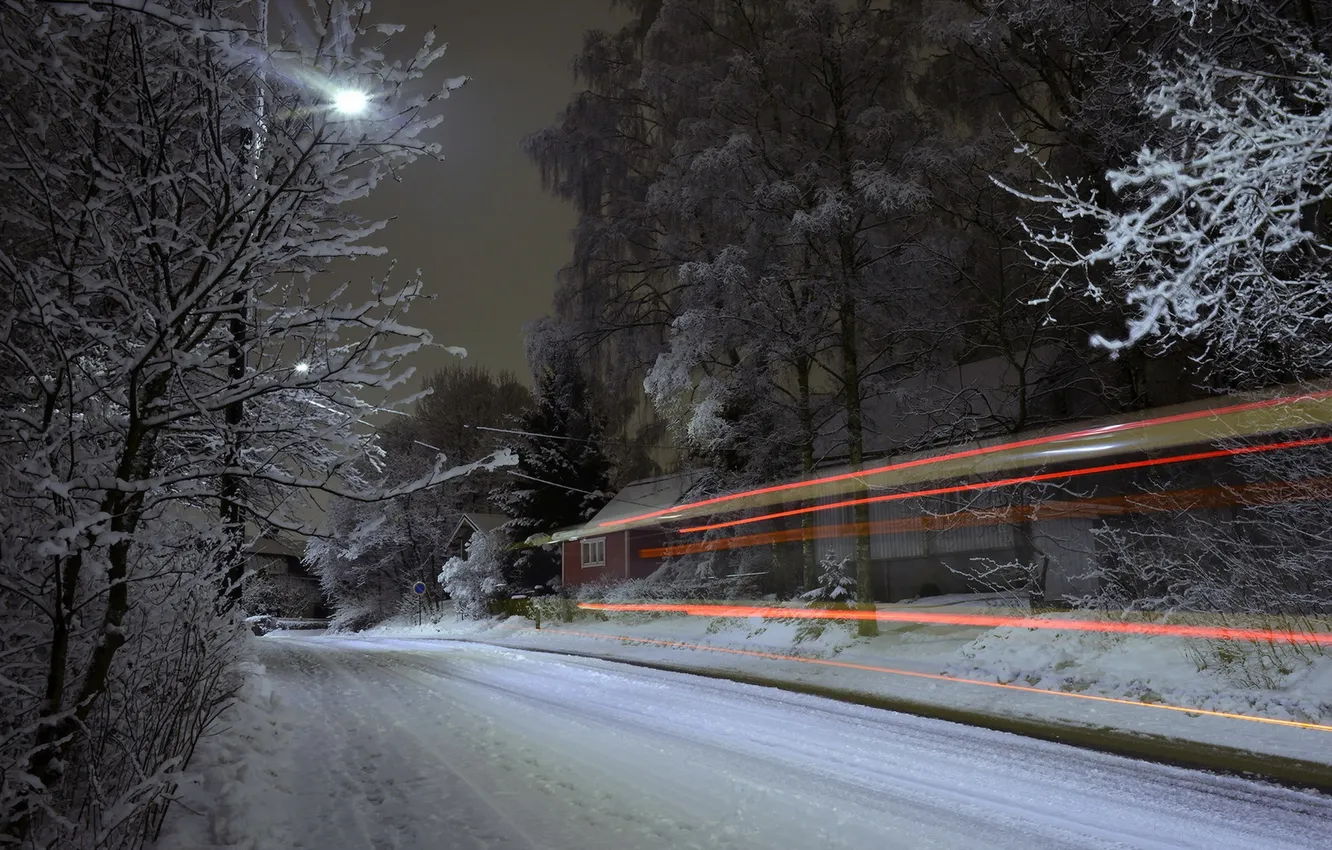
[
  {"x1": 332, "y1": 89, "x2": 369, "y2": 116},
  {"x1": 293, "y1": 361, "x2": 310, "y2": 375}
]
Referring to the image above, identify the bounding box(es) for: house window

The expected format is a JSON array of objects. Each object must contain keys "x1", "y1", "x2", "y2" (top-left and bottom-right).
[{"x1": 581, "y1": 537, "x2": 606, "y2": 568}]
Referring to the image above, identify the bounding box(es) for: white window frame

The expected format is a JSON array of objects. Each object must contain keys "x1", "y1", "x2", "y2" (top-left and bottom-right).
[{"x1": 581, "y1": 537, "x2": 606, "y2": 568}]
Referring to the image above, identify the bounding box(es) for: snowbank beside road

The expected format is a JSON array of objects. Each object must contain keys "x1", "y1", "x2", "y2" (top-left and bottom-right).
[
  {"x1": 154, "y1": 652, "x2": 294, "y2": 850},
  {"x1": 946, "y1": 621, "x2": 1332, "y2": 727}
]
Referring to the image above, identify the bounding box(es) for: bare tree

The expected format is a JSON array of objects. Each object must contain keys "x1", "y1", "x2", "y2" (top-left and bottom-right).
[
  {"x1": 1009, "y1": 27, "x2": 1332, "y2": 389},
  {"x1": 521, "y1": 0, "x2": 697, "y2": 423},
  {"x1": 0, "y1": 1, "x2": 504, "y2": 845}
]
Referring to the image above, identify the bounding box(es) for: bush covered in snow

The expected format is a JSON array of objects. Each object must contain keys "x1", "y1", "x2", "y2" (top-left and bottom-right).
[
  {"x1": 526, "y1": 594, "x2": 579, "y2": 627},
  {"x1": 241, "y1": 572, "x2": 322, "y2": 619},
  {"x1": 574, "y1": 570, "x2": 763, "y2": 605},
  {"x1": 439, "y1": 532, "x2": 508, "y2": 619},
  {"x1": 801, "y1": 555, "x2": 856, "y2": 606}
]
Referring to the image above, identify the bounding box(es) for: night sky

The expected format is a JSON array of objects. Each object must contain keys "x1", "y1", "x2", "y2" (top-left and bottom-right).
[{"x1": 354, "y1": 0, "x2": 622, "y2": 384}]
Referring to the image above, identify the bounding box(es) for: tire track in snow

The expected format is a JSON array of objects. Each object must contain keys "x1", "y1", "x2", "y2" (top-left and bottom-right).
[{"x1": 258, "y1": 640, "x2": 542, "y2": 850}]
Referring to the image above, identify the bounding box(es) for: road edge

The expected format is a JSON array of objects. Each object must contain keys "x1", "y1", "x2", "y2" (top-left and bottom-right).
[{"x1": 439, "y1": 636, "x2": 1332, "y2": 793}]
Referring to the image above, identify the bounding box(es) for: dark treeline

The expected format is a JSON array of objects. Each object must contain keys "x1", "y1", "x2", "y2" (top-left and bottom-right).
[{"x1": 520, "y1": 0, "x2": 1332, "y2": 605}]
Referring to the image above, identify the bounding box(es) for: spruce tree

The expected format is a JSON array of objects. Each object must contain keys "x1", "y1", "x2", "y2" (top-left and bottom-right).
[{"x1": 499, "y1": 332, "x2": 613, "y2": 588}]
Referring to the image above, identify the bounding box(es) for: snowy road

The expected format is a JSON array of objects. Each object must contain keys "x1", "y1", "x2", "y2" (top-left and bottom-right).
[{"x1": 237, "y1": 634, "x2": 1332, "y2": 850}]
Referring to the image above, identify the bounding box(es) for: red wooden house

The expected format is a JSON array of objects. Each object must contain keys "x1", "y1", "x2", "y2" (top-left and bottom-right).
[{"x1": 553, "y1": 473, "x2": 701, "y2": 588}]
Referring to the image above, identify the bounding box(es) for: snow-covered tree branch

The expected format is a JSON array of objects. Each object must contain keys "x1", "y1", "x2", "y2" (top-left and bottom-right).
[
  {"x1": 438, "y1": 531, "x2": 506, "y2": 620},
  {"x1": 0, "y1": 1, "x2": 502, "y2": 845},
  {"x1": 1008, "y1": 28, "x2": 1332, "y2": 383}
]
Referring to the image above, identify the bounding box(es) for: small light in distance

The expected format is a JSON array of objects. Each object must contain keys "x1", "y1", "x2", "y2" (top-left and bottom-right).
[
  {"x1": 332, "y1": 89, "x2": 369, "y2": 115},
  {"x1": 293, "y1": 361, "x2": 311, "y2": 375}
]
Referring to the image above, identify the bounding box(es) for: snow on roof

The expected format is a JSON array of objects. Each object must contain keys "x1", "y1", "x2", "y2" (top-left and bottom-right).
[
  {"x1": 460, "y1": 512, "x2": 508, "y2": 534},
  {"x1": 247, "y1": 536, "x2": 302, "y2": 558},
  {"x1": 444, "y1": 512, "x2": 510, "y2": 550},
  {"x1": 552, "y1": 471, "x2": 705, "y2": 542},
  {"x1": 588, "y1": 471, "x2": 706, "y2": 525}
]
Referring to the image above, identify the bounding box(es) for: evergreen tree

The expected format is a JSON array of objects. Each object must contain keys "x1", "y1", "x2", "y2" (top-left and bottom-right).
[{"x1": 499, "y1": 322, "x2": 614, "y2": 588}]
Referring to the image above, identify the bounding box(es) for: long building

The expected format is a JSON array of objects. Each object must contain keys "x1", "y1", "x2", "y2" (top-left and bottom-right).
[{"x1": 553, "y1": 383, "x2": 1332, "y2": 601}]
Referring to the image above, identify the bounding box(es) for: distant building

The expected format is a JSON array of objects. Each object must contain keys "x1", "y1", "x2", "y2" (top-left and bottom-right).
[
  {"x1": 245, "y1": 536, "x2": 328, "y2": 618},
  {"x1": 443, "y1": 512, "x2": 509, "y2": 559}
]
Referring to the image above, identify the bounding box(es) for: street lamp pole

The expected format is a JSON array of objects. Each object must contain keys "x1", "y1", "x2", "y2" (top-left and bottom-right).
[
  {"x1": 222, "y1": 0, "x2": 269, "y2": 605},
  {"x1": 221, "y1": 5, "x2": 371, "y2": 605}
]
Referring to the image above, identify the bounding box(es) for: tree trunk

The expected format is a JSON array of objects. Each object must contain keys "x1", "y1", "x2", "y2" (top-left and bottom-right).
[
  {"x1": 839, "y1": 297, "x2": 878, "y2": 636},
  {"x1": 795, "y1": 355, "x2": 817, "y2": 590},
  {"x1": 221, "y1": 291, "x2": 247, "y2": 604},
  {"x1": 19, "y1": 411, "x2": 158, "y2": 838}
]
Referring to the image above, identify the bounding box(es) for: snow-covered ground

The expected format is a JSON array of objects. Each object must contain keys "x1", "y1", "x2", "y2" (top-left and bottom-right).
[
  {"x1": 945, "y1": 620, "x2": 1332, "y2": 724},
  {"x1": 157, "y1": 634, "x2": 1332, "y2": 850},
  {"x1": 362, "y1": 601, "x2": 1332, "y2": 768}
]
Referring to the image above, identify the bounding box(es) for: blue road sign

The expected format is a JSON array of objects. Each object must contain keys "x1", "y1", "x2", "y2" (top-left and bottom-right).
[{"x1": 412, "y1": 581, "x2": 427, "y2": 596}]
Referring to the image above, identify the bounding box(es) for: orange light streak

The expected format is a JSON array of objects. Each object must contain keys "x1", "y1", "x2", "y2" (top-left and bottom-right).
[
  {"x1": 578, "y1": 602, "x2": 1332, "y2": 646},
  {"x1": 640, "y1": 476, "x2": 1332, "y2": 559},
  {"x1": 679, "y1": 434, "x2": 1332, "y2": 533},
  {"x1": 598, "y1": 388, "x2": 1332, "y2": 530},
  {"x1": 551, "y1": 627, "x2": 1332, "y2": 733}
]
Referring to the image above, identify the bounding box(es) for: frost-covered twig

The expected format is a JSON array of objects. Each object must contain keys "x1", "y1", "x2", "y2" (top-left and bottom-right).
[{"x1": 0, "y1": 1, "x2": 480, "y2": 845}]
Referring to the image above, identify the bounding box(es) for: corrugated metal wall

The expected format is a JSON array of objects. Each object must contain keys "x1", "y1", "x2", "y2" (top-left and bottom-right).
[
  {"x1": 867, "y1": 494, "x2": 1017, "y2": 561},
  {"x1": 753, "y1": 454, "x2": 1269, "y2": 601},
  {"x1": 1027, "y1": 517, "x2": 1098, "y2": 599},
  {"x1": 813, "y1": 503, "x2": 856, "y2": 563}
]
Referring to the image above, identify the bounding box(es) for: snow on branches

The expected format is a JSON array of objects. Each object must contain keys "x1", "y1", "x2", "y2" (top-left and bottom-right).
[
  {"x1": 801, "y1": 554, "x2": 857, "y2": 605},
  {"x1": 1008, "y1": 35, "x2": 1332, "y2": 380},
  {"x1": 0, "y1": 1, "x2": 496, "y2": 845},
  {"x1": 438, "y1": 531, "x2": 506, "y2": 620}
]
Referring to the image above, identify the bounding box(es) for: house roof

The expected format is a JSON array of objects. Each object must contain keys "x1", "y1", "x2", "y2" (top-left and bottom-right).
[
  {"x1": 459, "y1": 512, "x2": 508, "y2": 534},
  {"x1": 247, "y1": 535, "x2": 302, "y2": 558},
  {"x1": 443, "y1": 512, "x2": 510, "y2": 552},
  {"x1": 550, "y1": 471, "x2": 705, "y2": 543},
  {"x1": 590, "y1": 472, "x2": 706, "y2": 525}
]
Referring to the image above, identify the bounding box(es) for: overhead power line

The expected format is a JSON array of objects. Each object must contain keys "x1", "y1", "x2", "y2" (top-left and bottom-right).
[
  {"x1": 505, "y1": 470, "x2": 607, "y2": 499},
  {"x1": 468, "y1": 424, "x2": 585, "y2": 443},
  {"x1": 465, "y1": 422, "x2": 677, "y2": 451},
  {"x1": 505, "y1": 471, "x2": 667, "y2": 512}
]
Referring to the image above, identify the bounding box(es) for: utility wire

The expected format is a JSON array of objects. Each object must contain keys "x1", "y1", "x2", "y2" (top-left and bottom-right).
[
  {"x1": 505, "y1": 471, "x2": 668, "y2": 513},
  {"x1": 505, "y1": 470, "x2": 608, "y2": 499},
  {"x1": 468, "y1": 424, "x2": 585, "y2": 443},
  {"x1": 465, "y1": 423, "x2": 677, "y2": 451}
]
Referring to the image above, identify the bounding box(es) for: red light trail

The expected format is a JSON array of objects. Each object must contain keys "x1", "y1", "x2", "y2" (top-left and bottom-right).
[
  {"x1": 577, "y1": 602, "x2": 1332, "y2": 646},
  {"x1": 598, "y1": 387, "x2": 1332, "y2": 531},
  {"x1": 640, "y1": 476, "x2": 1332, "y2": 559},
  {"x1": 548, "y1": 628, "x2": 1332, "y2": 733},
  {"x1": 679, "y1": 434, "x2": 1332, "y2": 533}
]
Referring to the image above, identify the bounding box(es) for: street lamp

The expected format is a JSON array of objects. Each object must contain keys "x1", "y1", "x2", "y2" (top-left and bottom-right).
[
  {"x1": 332, "y1": 89, "x2": 369, "y2": 116},
  {"x1": 293, "y1": 361, "x2": 310, "y2": 375}
]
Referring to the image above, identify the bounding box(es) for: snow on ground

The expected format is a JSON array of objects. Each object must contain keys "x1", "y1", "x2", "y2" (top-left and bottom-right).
[
  {"x1": 364, "y1": 600, "x2": 1332, "y2": 767},
  {"x1": 945, "y1": 622, "x2": 1332, "y2": 725},
  {"x1": 157, "y1": 634, "x2": 1332, "y2": 850},
  {"x1": 156, "y1": 656, "x2": 291, "y2": 850}
]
